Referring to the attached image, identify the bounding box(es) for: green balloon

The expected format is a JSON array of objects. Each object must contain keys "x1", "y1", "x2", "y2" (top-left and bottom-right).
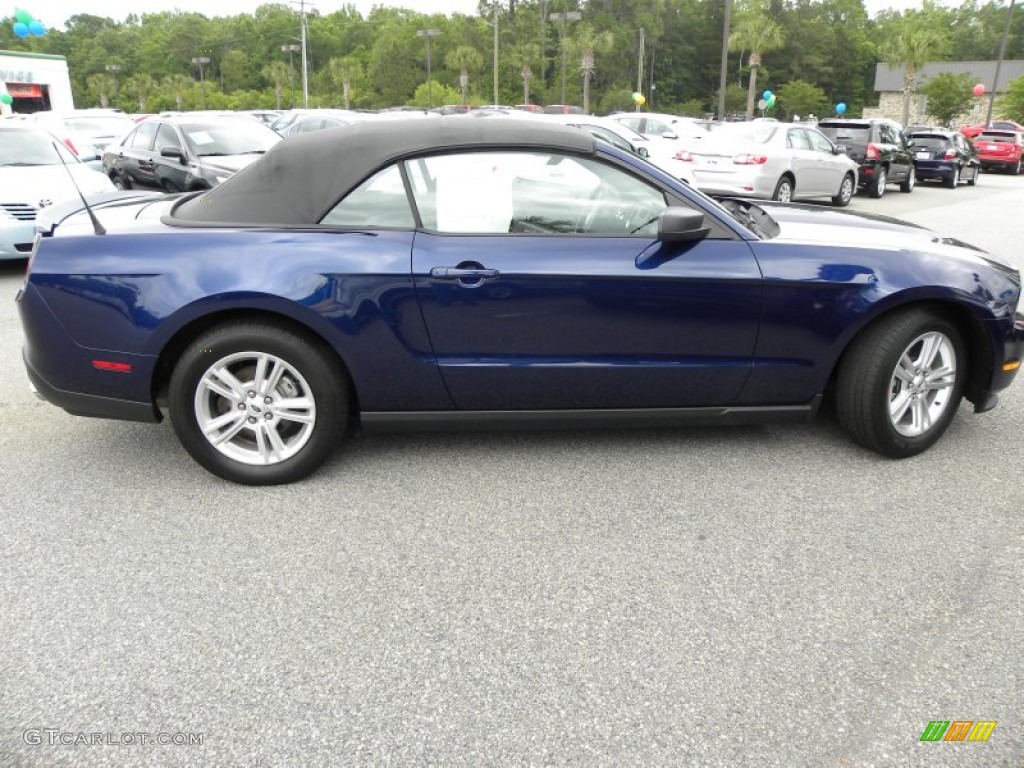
[
  {"x1": 15, "y1": 8, "x2": 34, "y2": 25},
  {"x1": 0, "y1": 93, "x2": 13, "y2": 105},
  {"x1": 767, "y1": 95, "x2": 776, "y2": 108}
]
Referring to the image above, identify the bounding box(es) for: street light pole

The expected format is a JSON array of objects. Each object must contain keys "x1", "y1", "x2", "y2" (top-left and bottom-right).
[
  {"x1": 417, "y1": 28, "x2": 440, "y2": 108},
  {"x1": 986, "y1": 0, "x2": 1016, "y2": 127},
  {"x1": 104, "y1": 63, "x2": 121, "y2": 106},
  {"x1": 548, "y1": 9, "x2": 581, "y2": 106},
  {"x1": 191, "y1": 56, "x2": 210, "y2": 109},
  {"x1": 281, "y1": 44, "x2": 300, "y2": 108},
  {"x1": 718, "y1": 0, "x2": 732, "y2": 121}
]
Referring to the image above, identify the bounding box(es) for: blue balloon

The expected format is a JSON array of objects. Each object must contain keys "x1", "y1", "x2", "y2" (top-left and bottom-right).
[
  {"x1": 28, "y1": 20, "x2": 45, "y2": 36},
  {"x1": 836, "y1": 102, "x2": 847, "y2": 114},
  {"x1": 762, "y1": 90, "x2": 773, "y2": 100},
  {"x1": 12, "y1": 22, "x2": 30, "y2": 38}
]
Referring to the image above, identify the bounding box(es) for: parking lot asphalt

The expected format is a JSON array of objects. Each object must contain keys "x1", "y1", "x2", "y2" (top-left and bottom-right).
[{"x1": 1, "y1": 176, "x2": 1022, "y2": 767}]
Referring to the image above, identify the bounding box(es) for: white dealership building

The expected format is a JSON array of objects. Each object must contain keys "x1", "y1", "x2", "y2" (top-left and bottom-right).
[{"x1": 0, "y1": 50, "x2": 73, "y2": 115}]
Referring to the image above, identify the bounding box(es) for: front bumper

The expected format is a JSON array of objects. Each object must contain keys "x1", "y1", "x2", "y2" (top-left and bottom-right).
[{"x1": 0, "y1": 219, "x2": 37, "y2": 260}]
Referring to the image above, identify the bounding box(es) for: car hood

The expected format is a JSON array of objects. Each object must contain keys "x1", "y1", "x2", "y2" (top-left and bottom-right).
[
  {"x1": 199, "y1": 154, "x2": 263, "y2": 174},
  {"x1": 0, "y1": 165, "x2": 115, "y2": 206},
  {"x1": 759, "y1": 202, "x2": 1017, "y2": 272}
]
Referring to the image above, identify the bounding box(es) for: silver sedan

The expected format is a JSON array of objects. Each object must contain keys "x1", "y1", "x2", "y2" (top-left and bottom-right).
[{"x1": 680, "y1": 122, "x2": 859, "y2": 206}]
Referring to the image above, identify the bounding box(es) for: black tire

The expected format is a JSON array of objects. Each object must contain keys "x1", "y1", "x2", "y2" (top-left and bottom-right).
[
  {"x1": 160, "y1": 179, "x2": 178, "y2": 193},
  {"x1": 868, "y1": 165, "x2": 887, "y2": 198},
  {"x1": 168, "y1": 321, "x2": 349, "y2": 485},
  {"x1": 966, "y1": 166, "x2": 978, "y2": 186},
  {"x1": 944, "y1": 166, "x2": 959, "y2": 189},
  {"x1": 832, "y1": 173, "x2": 855, "y2": 207},
  {"x1": 772, "y1": 176, "x2": 794, "y2": 203},
  {"x1": 899, "y1": 165, "x2": 915, "y2": 192},
  {"x1": 1015, "y1": 158, "x2": 1022, "y2": 175},
  {"x1": 111, "y1": 173, "x2": 131, "y2": 190},
  {"x1": 836, "y1": 309, "x2": 965, "y2": 458}
]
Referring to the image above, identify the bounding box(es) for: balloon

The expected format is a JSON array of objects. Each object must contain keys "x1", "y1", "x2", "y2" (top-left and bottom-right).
[
  {"x1": 636, "y1": 94, "x2": 646, "y2": 105},
  {"x1": 762, "y1": 89, "x2": 772, "y2": 100},
  {"x1": 836, "y1": 102, "x2": 847, "y2": 115},
  {"x1": 12, "y1": 22, "x2": 29, "y2": 37},
  {"x1": 767, "y1": 95, "x2": 776, "y2": 108},
  {"x1": 0, "y1": 93, "x2": 13, "y2": 105},
  {"x1": 28, "y1": 20, "x2": 45, "y2": 35},
  {"x1": 14, "y1": 8, "x2": 34, "y2": 25},
  {"x1": 973, "y1": 83, "x2": 985, "y2": 97}
]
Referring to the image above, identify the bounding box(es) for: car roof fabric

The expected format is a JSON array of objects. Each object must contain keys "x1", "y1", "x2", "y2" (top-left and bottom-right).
[{"x1": 168, "y1": 117, "x2": 595, "y2": 226}]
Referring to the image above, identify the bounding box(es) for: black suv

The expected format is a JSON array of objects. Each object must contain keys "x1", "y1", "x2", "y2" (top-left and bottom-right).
[{"x1": 816, "y1": 118, "x2": 915, "y2": 198}]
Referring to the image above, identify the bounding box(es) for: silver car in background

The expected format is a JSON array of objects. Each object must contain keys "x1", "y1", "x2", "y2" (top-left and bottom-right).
[{"x1": 680, "y1": 121, "x2": 859, "y2": 206}]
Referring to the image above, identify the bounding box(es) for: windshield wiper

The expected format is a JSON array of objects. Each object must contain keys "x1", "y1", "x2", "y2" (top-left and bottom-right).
[
  {"x1": 197, "y1": 152, "x2": 230, "y2": 157},
  {"x1": 5, "y1": 162, "x2": 48, "y2": 166},
  {"x1": 239, "y1": 150, "x2": 267, "y2": 155}
]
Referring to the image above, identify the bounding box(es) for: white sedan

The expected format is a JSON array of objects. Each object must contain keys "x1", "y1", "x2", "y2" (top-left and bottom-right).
[
  {"x1": 0, "y1": 124, "x2": 115, "y2": 259},
  {"x1": 679, "y1": 121, "x2": 860, "y2": 206}
]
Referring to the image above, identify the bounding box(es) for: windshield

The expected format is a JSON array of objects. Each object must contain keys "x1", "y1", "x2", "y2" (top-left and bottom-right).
[
  {"x1": 0, "y1": 128, "x2": 79, "y2": 165},
  {"x1": 907, "y1": 135, "x2": 951, "y2": 149},
  {"x1": 180, "y1": 120, "x2": 281, "y2": 156},
  {"x1": 698, "y1": 122, "x2": 777, "y2": 151}
]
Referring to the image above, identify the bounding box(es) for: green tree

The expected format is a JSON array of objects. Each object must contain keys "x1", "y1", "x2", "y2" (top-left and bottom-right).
[
  {"x1": 881, "y1": 25, "x2": 944, "y2": 127},
  {"x1": 920, "y1": 72, "x2": 973, "y2": 127},
  {"x1": 123, "y1": 73, "x2": 156, "y2": 112},
  {"x1": 408, "y1": 80, "x2": 462, "y2": 108},
  {"x1": 326, "y1": 56, "x2": 362, "y2": 110},
  {"x1": 162, "y1": 74, "x2": 193, "y2": 111},
  {"x1": 261, "y1": 61, "x2": 292, "y2": 110},
  {"x1": 220, "y1": 50, "x2": 250, "y2": 93},
  {"x1": 729, "y1": 2, "x2": 785, "y2": 120},
  {"x1": 446, "y1": 45, "x2": 484, "y2": 105},
  {"x1": 997, "y1": 75, "x2": 1024, "y2": 124},
  {"x1": 776, "y1": 79, "x2": 828, "y2": 120},
  {"x1": 507, "y1": 42, "x2": 540, "y2": 106},
  {"x1": 569, "y1": 24, "x2": 614, "y2": 115},
  {"x1": 86, "y1": 73, "x2": 115, "y2": 108}
]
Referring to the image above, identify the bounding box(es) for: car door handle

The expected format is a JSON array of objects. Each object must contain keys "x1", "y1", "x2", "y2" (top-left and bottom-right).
[{"x1": 430, "y1": 267, "x2": 500, "y2": 279}]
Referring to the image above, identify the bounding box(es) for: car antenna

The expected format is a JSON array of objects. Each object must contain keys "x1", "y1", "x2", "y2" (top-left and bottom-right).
[{"x1": 52, "y1": 141, "x2": 106, "y2": 235}]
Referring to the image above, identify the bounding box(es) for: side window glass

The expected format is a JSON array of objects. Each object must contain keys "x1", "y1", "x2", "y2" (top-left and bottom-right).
[
  {"x1": 806, "y1": 129, "x2": 833, "y2": 153},
  {"x1": 406, "y1": 151, "x2": 667, "y2": 236},
  {"x1": 297, "y1": 118, "x2": 324, "y2": 133},
  {"x1": 132, "y1": 121, "x2": 158, "y2": 150},
  {"x1": 319, "y1": 165, "x2": 414, "y2": 228},
  {"x1": 645, "y1": 119, "x2": 669, "y2": 136},
  {"x1": 156, "y1": 123, "x2": 183, "y2": 152},
  {"x1": 787, "y1": 129, "x2": 811, "y2": 150},
  {"x1": 617, "y1": 116, "x2": 642, "y2": 132}
]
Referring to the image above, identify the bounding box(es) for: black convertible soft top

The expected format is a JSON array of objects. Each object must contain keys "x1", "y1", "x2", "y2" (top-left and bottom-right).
[{"x1": 168, "y1": 117, "x2": 596, "y2": 226}]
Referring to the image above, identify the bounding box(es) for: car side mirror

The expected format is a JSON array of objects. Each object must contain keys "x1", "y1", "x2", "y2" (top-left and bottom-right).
[
  {"x1": 160, "y1": 146, "x2": 186, "y2": 164},
  {"x1": 658, "y1": 207, "x2": 710, "y2": 243},
  {"x1": 834, "y1": 144, "x2": 847, "y2": 154},
  {"x1": 662, "y1": 131, "x2": 679, "y2": 140},
  {"x1": 638, "y1": 146, "x2": 650, "y2": 158}
]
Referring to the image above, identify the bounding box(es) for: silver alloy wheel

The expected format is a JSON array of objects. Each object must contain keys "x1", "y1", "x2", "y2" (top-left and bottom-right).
[
  {"x1": 775, "y1": 179, "x2": 793, "y2": 203},
  {"x1": 839, "y1": 176, "x2": 853, "y2": 204},
  {"x1": 888, "y1": 331, "x2": 957, "y2": 438},
  {"x1": 194, "y1": 351, "x2": 317, "y2": 465}
]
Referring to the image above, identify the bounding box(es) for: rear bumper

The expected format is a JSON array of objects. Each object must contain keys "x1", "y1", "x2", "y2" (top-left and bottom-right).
[{"x1": 913, "y1": 161, "x2": 956, "y2": 179}]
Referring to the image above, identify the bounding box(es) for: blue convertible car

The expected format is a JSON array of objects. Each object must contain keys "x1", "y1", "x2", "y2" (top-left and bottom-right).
[{"x1": 17, "y1": 120, "x2": 1024, "y2": 484}]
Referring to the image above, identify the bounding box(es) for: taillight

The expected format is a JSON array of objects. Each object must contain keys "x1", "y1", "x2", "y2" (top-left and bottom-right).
[
  {"x1": 733, "y1": 154, "x2": 768, "y2": 165},
  {"x1": 865, "y1": 143, "x2": 880, "y2": 159},
  {"x1": 675, "y1": 150, "x2": 693, "y2": 161},
  {"x1": 62, "y1": 137, "x2": 79, "y2": 156},
  {"x1": 944, "y1": 149, "x2": 957, "y2": 159}
]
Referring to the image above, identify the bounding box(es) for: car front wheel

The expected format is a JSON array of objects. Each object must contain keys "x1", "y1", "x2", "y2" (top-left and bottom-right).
[
  {"x1": 836, "y1": 309, "x2": 965, "y2": 458},
  {"x1": 168, "y1": 322, "x2": 348, "y2": 485},
  {"x1": 832, "y1": 174, "x2": 855, "y2": 207},
  {"x1": 900, "y1": 165, "x2": 915, "y2": 192}
]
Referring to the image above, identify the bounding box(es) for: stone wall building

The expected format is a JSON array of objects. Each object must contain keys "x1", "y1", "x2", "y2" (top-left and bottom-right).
[{"x1": 863, "y1": 60, "x2": 1024, "y2": 127}]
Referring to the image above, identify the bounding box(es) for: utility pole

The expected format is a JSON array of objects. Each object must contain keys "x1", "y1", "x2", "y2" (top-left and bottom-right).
[
  {"x1": 281, "y1": 44, "x2": 300, "y2": 108},
  {"x1": 986, "y1": 0, "x2": 1016, "y2": 127},
  {"x1": 191, "y1": 56, "x2": 210, "y2": 109},
  {"x1": 718, "y1": 0, "x2": 732, "y2": 121},
  {"x1": 636, "y1": 27, "x2": 644, "y2": 112},
  {"x1": 493, "y1": 2, "x2": 500, "y2": 105},
  {"x1": 417, "y1": 29, "x2": 440, "y2": 108},
  {"x1": 290, "y1": 0, "x2": 312, "y2": 108}
]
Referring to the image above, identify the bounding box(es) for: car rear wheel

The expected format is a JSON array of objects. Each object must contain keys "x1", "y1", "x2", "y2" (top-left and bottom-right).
[
  {"x1": 899, "y1": 165, "x2": 915, "y2": 192},
  {"x1": 111, "y1": 174, "x2": 131, "y2": 190},
  {"x1": 966, "y1": 166, "x2": 978, "y2": 186},
  {"x1": 168, "y1": 322, "x2": 349, "y2": 485},
  {"x1": 1014, "y1": 158, "x2": 1022, "y2": 175},
  {"x1": 831, "y1": 174, "x2": 855, "y2": 207},
  {"x1": 160, "y1": 179, "x2": 178, "y2": 193},
  {"x1": 772, "y1": 176, "x2": 794, "y2": 203},
  {"x1": 836, "y1": 309, "x2": 965, "y2": 458},
  {"x1": 944, "y1": 166, "x2": 959, "y2": 189},
  {"x1": 868, "y1": 166, "x2": 887, "y2": 198}
]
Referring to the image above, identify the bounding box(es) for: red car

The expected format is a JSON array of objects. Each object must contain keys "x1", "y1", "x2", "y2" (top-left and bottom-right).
[
  {"x1": 973, "y1": 130, "x2": 1024, "y2": 174},
  {"x1": 962, "y1": 119, "x2": 1024, "y2": 138}
]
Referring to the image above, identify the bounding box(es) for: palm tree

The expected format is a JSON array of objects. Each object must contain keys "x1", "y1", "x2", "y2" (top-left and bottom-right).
[
  {"x1": 162, "y1": 74, "x2": 192, "y2": 111},
  {"x1": 729, "y1": 4, "x2": 784, "y2": 120},
  {"x1": 326, "y1": 56, "x2": 362, "y2": 110},
  {"x1": 446, "y1": 45, "x2": 483, "y2": 106},
  {"x1": 508, "y1": 43, "x2": 540, "y2": 105},
  {"x1": 571, "y1": 24, "x2": 614, "y2": 115},
  {"x1": 86, "y1": 73, "x2": 115, "y2": 108},
  {"x1": 882, "y1": 28, "x2": 944, "y2": 127},
  {"x1": 262, "y1": 61, "x2": 292, "y2": 110},
  {"x1": 123, "y1": 74, "x2": 156, "y2": 112}
]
